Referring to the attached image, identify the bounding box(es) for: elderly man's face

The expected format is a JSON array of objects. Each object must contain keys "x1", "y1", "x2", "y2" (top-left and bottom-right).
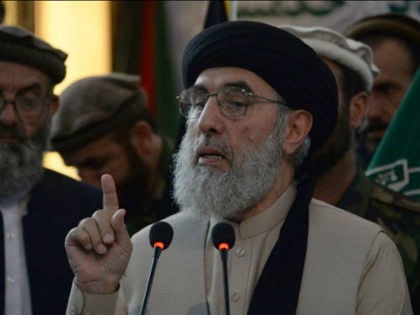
[
  {"x1": 174, "y1": 67, "x2": 287, "y2": 220},
  {"x1": 358, "y1": 38, "x2": 413, "y2": 158},
  {"x1": 187, "y1": 67, "x2": 279, "y2": 171},
  {"x1": 0, "y1": 61, "x2": 52, "y2": 199}
]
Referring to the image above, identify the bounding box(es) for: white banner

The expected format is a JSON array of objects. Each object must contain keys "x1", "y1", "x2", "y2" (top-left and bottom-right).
[
  {"x1": 235, "y1": 0, "x2": 420, "y2": 32},
  {"x1": 166, "y1": 1, "x2": 420, "y2": 91}
]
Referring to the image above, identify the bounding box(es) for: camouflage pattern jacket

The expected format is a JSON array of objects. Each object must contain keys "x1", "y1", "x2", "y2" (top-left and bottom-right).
[{"x1": 338, "y1": 166, "x2": 420, "y2": 312}]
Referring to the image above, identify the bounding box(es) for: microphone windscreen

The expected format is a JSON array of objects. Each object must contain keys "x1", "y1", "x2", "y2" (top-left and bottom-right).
[
  {"x1": 149, "y1": 221, "x2": 174, "y2": 250},
  {"x1": 211, "y1": 222, "x2": 236, "y2": 250}
]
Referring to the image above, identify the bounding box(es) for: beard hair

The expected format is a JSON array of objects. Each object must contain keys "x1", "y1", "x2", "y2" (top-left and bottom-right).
[
  {"x1": 115, "y1": 142, "x2": 151, "y2": 213},
  {"x1": 173, "y1": 114, "x2": 286, "y2": 221},
  {"x1": 313, "y1": 102, "x2": 352, "y2": 177},
  {"x1": 0, "y1": 118, "x2": 50, "y2": 200}
]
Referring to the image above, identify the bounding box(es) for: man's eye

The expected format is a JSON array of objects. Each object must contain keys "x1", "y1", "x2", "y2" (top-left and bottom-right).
[
  {"x1": 374, "y1": 84, "x2": 397, "y2": 96},
  {"x1": 225, "y1": 100, "x2": 245, "y2": 109},
  {"x1": 224, "y1": 94, "x2": 248, "y2": 108},
  {"x1": 17, "y1": 97, "x2": 38, "y2": 110},
  {"x1": 232, "y1": 100, "x2": 247, "y2": 108},
  {"x1": 192, "y1": 97, "x2": 208, "y2": 108}
]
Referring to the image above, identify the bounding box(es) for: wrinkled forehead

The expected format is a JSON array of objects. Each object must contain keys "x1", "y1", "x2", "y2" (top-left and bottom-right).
[
  {"x1": 0, "y1": 60, "x2": 51, "y2": 93},
  {"x1": 193, "y1": 67, "x2": 279, "y2": 97}
]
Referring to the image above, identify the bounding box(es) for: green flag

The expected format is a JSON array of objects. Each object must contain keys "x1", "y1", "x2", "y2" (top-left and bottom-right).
[
  {"x1": 139, "y1": 1, "x2": 180, "y2": 142},
  {"x1": 366, "y1": 68, "x2": 420, "y2": 201}
]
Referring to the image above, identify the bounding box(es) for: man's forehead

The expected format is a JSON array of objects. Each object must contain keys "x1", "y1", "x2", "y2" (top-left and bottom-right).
[
  {"x1": 64, "y1": 133, "x2": 118, "y2": 157},
  {"x1": 0, "y1": 59, "x2": 48, "y2": 73},
  {"x1": 194, "y1": 67, "x2": 271, "y2": 91},
  {"x1": 0, "y1": 60, "x2": 50, "y2": 88}
]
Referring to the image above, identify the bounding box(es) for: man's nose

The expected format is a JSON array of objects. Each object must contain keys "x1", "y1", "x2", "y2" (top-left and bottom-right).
[
  {"x1": 197, "y1": 97, "x2": 225, "y2": 135},
  {"x1": 365, "y1": 97, "x2": 383, "y2": 120},
  {"x1": 0, "y1": 103, "x2": 19, "y2": 126}
]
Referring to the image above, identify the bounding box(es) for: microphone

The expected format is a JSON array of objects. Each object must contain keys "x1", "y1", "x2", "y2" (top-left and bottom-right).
[
  {"x1": 211, "y1": 222, "x2": 236, "y2": 315},
  {"x1": 140, "y1": 221, "x2": 174, "y2": 315}
]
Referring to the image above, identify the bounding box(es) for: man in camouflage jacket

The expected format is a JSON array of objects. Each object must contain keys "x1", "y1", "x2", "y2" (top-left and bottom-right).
[
  {"x1": 280, "y1": 25, "x2": 420, "y2": 312},
  {"x1": 338, "y1": 166, "x2": 420, "y2": 311}
]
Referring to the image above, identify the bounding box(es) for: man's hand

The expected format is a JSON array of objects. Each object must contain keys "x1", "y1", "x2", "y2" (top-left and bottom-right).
[{"x1": 65, "y1": 174, "x2": 133, "y2": 294}]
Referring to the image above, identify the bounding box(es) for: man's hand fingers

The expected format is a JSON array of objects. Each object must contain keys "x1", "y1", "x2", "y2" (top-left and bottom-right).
[
  {"x1": 92, "y1": 209, "x2": 117, "y2": 245},
  {"x1": 101, "y1": 174, "x2": 119, "y2": 213},
  {"x1": 111, "y1": 209, "x2": 130, "y2": 242},
  {"x1": 79, "y1": 217, "x2": 108, "y2": 254},
  {"x1": 66, "y1": 226, "x2": 93, "y2": 251}
]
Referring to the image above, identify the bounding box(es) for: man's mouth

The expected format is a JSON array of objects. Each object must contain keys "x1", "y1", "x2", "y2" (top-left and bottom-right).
[
  {"x1": 365, "y1": 128, "x2": 386, "y2": 142},
  {"x1": 360, "y1": 120, "x2": 388, "y2": 141},
  {"x1": 197, "y1": 147, "x2": 227, "y2": 165}
]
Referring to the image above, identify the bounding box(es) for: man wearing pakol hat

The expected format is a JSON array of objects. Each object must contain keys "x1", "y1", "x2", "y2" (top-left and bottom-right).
[
  {"x1": 0, "y1": 25, "x2": 102, "y2": 314},
  {"x1": 64, "y1": 21, "x2": 411, "y2": 314},
  {"x1": 282, "y1": 24, "x2": 420, "y2": 314},
  {"x1": 344, "y1": 13, "x2": 420, "y2": 169},
  {"x1": 50, "y1": 73, "x2": 177, "y2": 235}
]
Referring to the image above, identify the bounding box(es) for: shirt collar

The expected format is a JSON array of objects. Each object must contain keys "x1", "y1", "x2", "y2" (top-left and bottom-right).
[{"x1": 211, "y1": 183, "x2": 297, "y2": 239}]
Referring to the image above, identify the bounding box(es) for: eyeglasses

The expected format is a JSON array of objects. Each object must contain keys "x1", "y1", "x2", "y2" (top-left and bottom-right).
[
  {"x1": 177, "y1": 85, "x2": 285, "y2": 120},
  {"x1": 0, "y1": 95, "x2": 49, "y2": 123}
]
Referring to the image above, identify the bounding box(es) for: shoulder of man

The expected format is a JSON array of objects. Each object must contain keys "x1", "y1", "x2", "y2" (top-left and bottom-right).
[
  {"x1": 29, "y1": 168, "x2": 102, "y2": 213},
  {"x1": 369, "y1": 179, "x2": 420, "y2": 285},
  {"x1": 370, "y1": 180, "x2": 420, "y2": 215},
  {"x1": 343, "y1": 168, "x2": 420, "y2": 282},
  {"x1": 343, "y1": 165, "x2": 420, "y2": 216}
]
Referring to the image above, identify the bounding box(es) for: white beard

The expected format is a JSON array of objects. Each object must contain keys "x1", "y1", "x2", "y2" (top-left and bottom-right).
[
  {"x1": 0, "y1": 120, "x2": 49, "y2": 200},
  {"x1": 173, "y1": 115, "x2": 286, "y2": 220}
]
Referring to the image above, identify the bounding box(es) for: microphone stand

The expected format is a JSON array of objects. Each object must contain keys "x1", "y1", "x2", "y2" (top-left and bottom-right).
[
  {"x1": 212, "y1": 222, "x2": 235, "y2": 315},
  {"x1": 140, "y1": 246, "x2": 162, "y2": 315},
  {"x1": 220, "y1": 248, "x2": 231, "y2": 315}
]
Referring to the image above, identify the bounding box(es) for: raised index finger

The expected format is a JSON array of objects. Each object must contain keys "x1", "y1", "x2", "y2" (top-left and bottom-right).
[{"x1": 101, "y1": 174, "x2": 119, "y2": 212}]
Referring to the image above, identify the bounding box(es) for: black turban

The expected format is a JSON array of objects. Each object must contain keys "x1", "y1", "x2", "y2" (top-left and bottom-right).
[{"x1": 182, "y1": 20, "x2": 338, "y2": 153}]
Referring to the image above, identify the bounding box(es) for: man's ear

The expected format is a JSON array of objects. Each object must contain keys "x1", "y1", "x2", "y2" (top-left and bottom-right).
[
  {"x1": 282, "y1": 110, "x2": 313, "y2": 155},
  {"x1": 129, "y1": 120, "x2": 154, "y2": 160},
  {"x1": 50, "y1": 95, "x2": 59, "y2": 114},
  {"x1": 349, "y1": 91, "x2": 368, "y2": 130}
]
